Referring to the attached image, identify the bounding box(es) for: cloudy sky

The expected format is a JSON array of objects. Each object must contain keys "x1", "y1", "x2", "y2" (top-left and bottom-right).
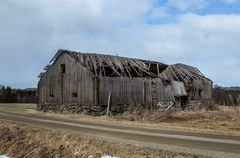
[{"x1": 0, "y1": 0, "x2": 240, "y2": 88}]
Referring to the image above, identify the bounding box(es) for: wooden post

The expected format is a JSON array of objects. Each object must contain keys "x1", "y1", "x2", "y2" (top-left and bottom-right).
[
  {"x1": 156, "y1": 64, "x2": 159, "y2": 75},
  {"x1": 107, "y1": 91, "x2": 111, "y2": 116},
  {"x1": 143, "y1": 83, "x2": 145, "y2": 105},
  {"x1": 238, "y1": 105, "x2": 240, "y2": 117}
]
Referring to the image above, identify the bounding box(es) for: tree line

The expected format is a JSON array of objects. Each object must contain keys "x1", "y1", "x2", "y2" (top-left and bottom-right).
[{"x1": 0, "y1": 86, "x2": 37, "y2": 103}]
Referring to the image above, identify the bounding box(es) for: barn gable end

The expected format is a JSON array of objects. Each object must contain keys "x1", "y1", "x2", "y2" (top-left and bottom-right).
[{"x1": 38, "y1": 52, "x2": 96, "y2": 112}]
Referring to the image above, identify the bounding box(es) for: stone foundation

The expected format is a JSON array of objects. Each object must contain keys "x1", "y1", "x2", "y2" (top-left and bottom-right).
[
  {"x1": 37, "y1": 99, "x2": 212, "y2": 115},
  {"x1": 37, "y1": 103, "x2": 90, "y2": 114},
  {"x1": 37, "y1": 103, "x2": 109, "y2": 115}
]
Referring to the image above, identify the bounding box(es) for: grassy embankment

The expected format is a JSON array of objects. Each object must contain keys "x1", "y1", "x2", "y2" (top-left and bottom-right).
[
  {"x1": 0, "y1": 120, "x2": 203, "y2": 158},
  {"x1": 0, "y1": 103, "x2": 239, "y2": 157},
  {"x1": 0, "y1": 103, "x2": 240, "y2": 134}
]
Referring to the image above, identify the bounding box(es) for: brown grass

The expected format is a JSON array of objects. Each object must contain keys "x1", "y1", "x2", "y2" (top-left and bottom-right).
[
  {"x1": 0, "y1": 121, "x2": 204, "y2": 158},
  {"x1": 115, "y1": 106, "x2": 240, "y2": 133},
  {"x1": 0, "y1": 103, "x2": 36, "y2": 111},
  {"x1": 1, "y1": 103, "x2": 240, "y2": 134}
]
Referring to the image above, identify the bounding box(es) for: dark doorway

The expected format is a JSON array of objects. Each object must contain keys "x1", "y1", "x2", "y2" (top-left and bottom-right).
[{"x1": 180, "y1": 96, "x2": 188, "y2": 110}]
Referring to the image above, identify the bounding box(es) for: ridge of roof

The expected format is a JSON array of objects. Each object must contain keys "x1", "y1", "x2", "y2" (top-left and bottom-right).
[
  {"x1": 39, "y1": 49, "x2": 211, "y2": 83},
  {"x1": 61, "y1": 49, "x2": 164, "y2": 78}
]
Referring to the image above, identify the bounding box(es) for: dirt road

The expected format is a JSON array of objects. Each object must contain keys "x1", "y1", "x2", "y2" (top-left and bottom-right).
[{"x1": 0, "y1": 110, "x2": 240, "y2": 158}]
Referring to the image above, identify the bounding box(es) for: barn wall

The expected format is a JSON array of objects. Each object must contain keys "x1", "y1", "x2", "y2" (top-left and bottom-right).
[
  {"x1": 98, "y1": 77, "x2": 176, "y2": 110},
  {"x1": 98, "y1": 77, "x2": 147, "y2": 106},
  {"x1": 38, "y1": 53, "x2": 95, "y2": 110},
  {"x1": 154, "y1": 78, "x2": 176, "y2": 102},
  {"x1": 190, "y1": 80, "x2": 212, "y2": 100},
  {"x1": 97, "y1": 76, "x2": 211, "y2": 111}
]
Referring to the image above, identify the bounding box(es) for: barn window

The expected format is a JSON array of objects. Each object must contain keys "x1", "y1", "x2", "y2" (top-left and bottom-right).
[
  {"x1": 72, "y1": 92, "x2": 77, "y2": 97},
  {"x1": 61, "y1": 64, "x2": 66, "y2": 74},
  {"x1": 199, "y1": 89, "x2": 203, "y2": 97},
  {"x1": 49, "y1": 94, "x2": 54, "y2": 97}
]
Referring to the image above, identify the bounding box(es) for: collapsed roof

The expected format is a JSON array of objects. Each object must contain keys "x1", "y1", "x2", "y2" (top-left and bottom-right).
[{"x1": 39, "y1": 49, "x2": 211, "y2": 84}]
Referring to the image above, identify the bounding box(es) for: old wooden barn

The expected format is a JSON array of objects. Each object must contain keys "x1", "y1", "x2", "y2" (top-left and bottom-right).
[{"x1": 37, "y1": 49, "x2": 212, "y2": 114}]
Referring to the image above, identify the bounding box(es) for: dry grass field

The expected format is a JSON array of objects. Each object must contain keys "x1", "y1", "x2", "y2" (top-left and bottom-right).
[
  {"x1": 0, "y1": 121, "x2": 204, "y2": 158},
  {"x1": 0, "y1": 103, "x2": 36, "y2": 111},
  {"x1": 0, "y1": 103, "x2": 239, "y2": 134},
  {"x1": 0, "y1": 104, "x2": 240, "y2": 158}
]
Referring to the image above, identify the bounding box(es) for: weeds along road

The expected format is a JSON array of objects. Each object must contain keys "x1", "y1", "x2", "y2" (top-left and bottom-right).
[{"x1": 0, "y1": 110, "x2": 240, "y2": 158}]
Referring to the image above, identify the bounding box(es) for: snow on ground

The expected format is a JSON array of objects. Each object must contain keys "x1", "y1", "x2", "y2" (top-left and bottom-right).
[
  {"x1": 0, "y1": 155, "x2": 10, "y2": 158},
  {"x1": 88, "y1": 155, "x2": 119, "y2": 158},
  {"x1": 101, "y1": 155, "x2": 119, "y2": 158}
]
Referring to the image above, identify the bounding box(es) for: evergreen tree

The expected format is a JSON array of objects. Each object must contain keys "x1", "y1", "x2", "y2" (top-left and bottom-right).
[
  {"x1": 3, "y1": 86, "x2": 16, "y2": 103},
  {"x1": 0, "y1": 86, "x2": 5, "y2": 102},
  {"x1": 5, "y1": 86, "x2": 12, "y2": 103}
]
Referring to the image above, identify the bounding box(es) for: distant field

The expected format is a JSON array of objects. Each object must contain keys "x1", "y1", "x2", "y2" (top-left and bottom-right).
[
  {"x1": 0, "y1": 103, "x2": 36, "y2": 111},
  {"x1": 0, "y1": 103, "x2": 239, "y2": 134}
]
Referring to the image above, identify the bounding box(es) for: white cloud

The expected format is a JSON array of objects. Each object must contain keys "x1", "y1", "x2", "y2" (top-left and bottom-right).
[
  {"x1": 222, "y1": 0, "x2": 240, "y2": 3},
  {"x1": 0, "y1": 0, "x2": 155, "y2": 88},
  {"x1": 109, "y1": 13, "x2": 240, "y2": 86},
  {"x1": 149, "y1": 7, "x2": 170, "y2": 19},
  {"x1": 0, "y1": 0, "x2": 240, "y2": 87},
  {"x1": 167, "y1": 0, "x2": 206, "y2": 11},
  {"x1": 179, "y1": 13, "x2": 240, "y2": 32}
]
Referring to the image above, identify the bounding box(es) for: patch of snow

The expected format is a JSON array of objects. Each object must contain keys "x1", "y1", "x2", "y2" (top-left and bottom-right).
[
  {"x1": 88, "y1": 155, "x2": 119, "y2": 158},
  {"x1": 101, "y1": 155, "x2": 119, "y2": 158},
  {"x1": 0, "y1": 155, "x2": 10, "y2": 158}
]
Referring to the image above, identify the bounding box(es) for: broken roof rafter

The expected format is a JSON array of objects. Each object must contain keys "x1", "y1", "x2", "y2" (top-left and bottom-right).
[
  {"x1": 39, "y1": 49, "x2": 211, "y2": 84},
  {"x1": 63, "y1": 49, "x2": 160, "y2": 78}
]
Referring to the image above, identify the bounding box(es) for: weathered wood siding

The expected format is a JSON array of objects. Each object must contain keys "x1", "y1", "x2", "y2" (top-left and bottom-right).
[
  {"x1": 38, "y1": 51, "x2": 212, "y2": 113},
  {"x1": 98, "y1": 77, "x2": 147, "y2": 106},
  {"x1": 153, "y1": 78, "x2": 175, "y2": 102},
  {"x1": 38, "y1": 53, "x2": 95, "y2": 106},
  {"x1": 191, "y1": 80, "x2": 212, "y2": 100},
  {"x1": 98, "y1": 77, "x2": 176, "y2": 107}
]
